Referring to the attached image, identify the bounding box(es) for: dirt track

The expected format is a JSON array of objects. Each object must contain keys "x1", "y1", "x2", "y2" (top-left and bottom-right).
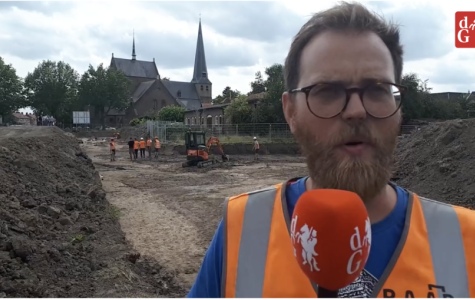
[{"x1": 81, "y1": 140, "x2": 307, "y2": 290}]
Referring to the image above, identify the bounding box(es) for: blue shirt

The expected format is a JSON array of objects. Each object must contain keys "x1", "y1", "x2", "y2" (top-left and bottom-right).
[{"x1": 187, "y1": 177, "x2": 408, "y2": 298}]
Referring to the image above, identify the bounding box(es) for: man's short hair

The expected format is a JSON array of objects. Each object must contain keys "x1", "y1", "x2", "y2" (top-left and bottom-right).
[{"x1": 284, "y1": 1, "x2": 403, "y2": 90}]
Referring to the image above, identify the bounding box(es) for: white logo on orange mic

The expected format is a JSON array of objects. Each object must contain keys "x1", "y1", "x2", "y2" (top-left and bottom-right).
[
  {"x1": 347, "y1": 219, "x2": 371, "y2": 275},
  {"x1": 362, "y1": 217, "x2": 371, "y2": 247},
  {"x1": 291, "y1": 215, "x2": 320, "y2": 272}
]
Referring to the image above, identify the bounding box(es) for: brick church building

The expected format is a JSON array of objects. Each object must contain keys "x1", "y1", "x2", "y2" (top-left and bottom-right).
[{"x1": 97, "y1": 19, "x2": 212, "y2": 127}]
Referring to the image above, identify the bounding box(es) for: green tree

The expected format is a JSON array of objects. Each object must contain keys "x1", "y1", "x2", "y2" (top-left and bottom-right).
[
  {"x1": 400, "y1": 73, "x2": 432, "y2": 121},
  {"x1": 0, "y1": 57, "x2": 26, "y2": 119},
  {"x1": 249, "y1": 71, "x2": 266, "y2": 95},
  {"x1": 253, "y1": 64, "x2": 285, "y2": 123},
  {"x1": 24, "y1": 60, "x2": 79, "y2": 124},
  {"x1": 224, "y1": 95, "x2": 252, "y2": 123},
  {"x1": 213, "y1": 86, "x2": 241, "y2": 104},
  {"x1": 157, "y1": 105, "x2": 186, "y2": 122},
  {"x1": 78, "y1": 63, "x2": 130, "y2": 129}
]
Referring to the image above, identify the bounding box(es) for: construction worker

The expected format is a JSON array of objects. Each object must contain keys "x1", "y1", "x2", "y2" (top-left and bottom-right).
[
  {"x1": 154, "y1": 136, "x2": 161, "y2": 158},
  {"x1": 128, "y1": 137, "x2": 135, "y2": 161},
  {"x1": 146, "y1": 137, "x2": 152, "y2": 158},
  {"x1": 133, "y1": 138, "x2": 139, "y2": 160},
  {"x1": 252, "y1": 136, "x2": 260, "y2": 160},
  {"x1": 109, "y1": 138, "x2": 116, "y2": 161},
  {"x1": 188, "y1": 2, "x2": 475, "y2": 298},
  {"x1": 139, "y1": 138, "x2": 146, "y2": 158}
]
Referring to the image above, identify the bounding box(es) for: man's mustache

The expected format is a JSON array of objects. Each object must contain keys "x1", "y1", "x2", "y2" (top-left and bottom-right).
[{"x1": 328, "y1": 123, "x2": 379, "y2": 148}]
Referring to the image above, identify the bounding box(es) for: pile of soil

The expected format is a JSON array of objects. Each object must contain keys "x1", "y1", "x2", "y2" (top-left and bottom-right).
[
  {"x1": 0, "y1": 127, "x2": 186, "y2": 297},
  {"x1": 394, "y1": 119, "x2": 475, "y2": 209}
]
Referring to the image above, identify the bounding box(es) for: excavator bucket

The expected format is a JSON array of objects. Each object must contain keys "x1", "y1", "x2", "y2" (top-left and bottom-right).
[{"x1": 222, "y1": 154, "x2": 229, "y2": 162}]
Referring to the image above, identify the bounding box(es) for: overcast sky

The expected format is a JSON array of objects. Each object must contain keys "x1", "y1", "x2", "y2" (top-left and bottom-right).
[{"x1": 1, "y1": 0, "x2": 475, "y2": 110}]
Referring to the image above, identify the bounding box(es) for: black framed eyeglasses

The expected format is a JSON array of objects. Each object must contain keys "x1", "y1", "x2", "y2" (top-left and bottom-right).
[{"x1": 288, "y1": 82, "x2": 407, "y2": 119}]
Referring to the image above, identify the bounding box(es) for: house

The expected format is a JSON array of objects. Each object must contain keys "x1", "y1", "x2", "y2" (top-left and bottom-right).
[
  {"x1": 90, "y1": 19, "x2": 212, "y2": 128},
  {"x1": 12, "y1": 112, "x2": 33, "y2": 125},
  {"x1": 183, "y1": 92, "x2": 267, "y2": 126}
]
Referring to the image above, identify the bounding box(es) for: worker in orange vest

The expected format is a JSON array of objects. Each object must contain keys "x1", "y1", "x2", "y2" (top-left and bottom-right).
[
  {"x1": 146, "y1": 137, "x2": 152, "y2": 158},
  {"x1": 154, "y1": 136, "x2": 161, "y2": 158},
  {"x1": 139, "y1": 138, "x2": 146, "y2": 158},
  {"x1": 187, "y1": 2, "x2": 475, "y2": 298},
  {"x1": 109, "y1": 138, "x2": 116, "y2": 161},
  {"x1": 133, "y1": 138, "x2": 139, "y2": 160}
]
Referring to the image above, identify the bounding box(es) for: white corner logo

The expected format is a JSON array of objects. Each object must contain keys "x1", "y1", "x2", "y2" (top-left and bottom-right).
[{"x1": 291, "y1": 215, "x2": 320, "y2": 272}]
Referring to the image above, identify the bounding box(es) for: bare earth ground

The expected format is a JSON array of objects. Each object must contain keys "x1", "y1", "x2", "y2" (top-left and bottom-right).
[{"x1": 81, "y1": 140, "x2": 307, "y2": 290}]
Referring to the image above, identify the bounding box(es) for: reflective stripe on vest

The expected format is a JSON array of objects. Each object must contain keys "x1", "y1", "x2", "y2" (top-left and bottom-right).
[{"x1": 222, "y1": 183, "x2": 475, "y2": 298}]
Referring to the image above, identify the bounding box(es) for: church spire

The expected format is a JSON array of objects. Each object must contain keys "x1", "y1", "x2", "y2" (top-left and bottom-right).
[
  {"x1": 132, "y1": 29, "x2": 136, "y2": 60},
  {"x1": 191, "y1": 18, "x2": 211, "y2": 84}
]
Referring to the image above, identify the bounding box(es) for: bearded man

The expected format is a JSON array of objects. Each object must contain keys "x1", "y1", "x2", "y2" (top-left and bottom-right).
[{"x1": 187, "y1": 2, "x2": 475, "y2": 298}]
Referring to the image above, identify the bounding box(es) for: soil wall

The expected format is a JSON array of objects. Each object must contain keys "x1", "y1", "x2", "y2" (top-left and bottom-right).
[
  {"x1": 0, "y1": 127, "x2": 185, "y2": 297},
  {"x1": 171, "y1": 142, "x2": 301, "y2": 155}
]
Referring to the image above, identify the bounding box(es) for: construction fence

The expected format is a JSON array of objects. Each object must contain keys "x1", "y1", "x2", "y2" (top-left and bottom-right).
[{"x1": 146, "y1": 121, "x2": 295, "y2": 144}]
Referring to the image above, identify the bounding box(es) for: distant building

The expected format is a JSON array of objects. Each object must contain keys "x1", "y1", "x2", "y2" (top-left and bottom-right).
[
  {"x1": 89, "y1": 19, "x2": 212, "y2": 128},
  {"x1": 12, "y1": 112, "x2": 33, "y2": 125},
  {"x1": 183, "y1": 92, "x2": 267, "y2": 126}
]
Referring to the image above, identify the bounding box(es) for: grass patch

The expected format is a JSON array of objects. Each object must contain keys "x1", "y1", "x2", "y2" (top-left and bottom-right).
[{"x1": 107, "y1": 205, "x2": 122, "y2": 220}]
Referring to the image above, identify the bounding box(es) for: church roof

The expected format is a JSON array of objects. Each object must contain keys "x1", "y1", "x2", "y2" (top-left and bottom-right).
[
  {"x1": 132, "y1": 80, "x2": 156, "y2": 102},
  {"x1": 162, "y1": 80, "x2": 202, "y2": 110},
  {"x1": 111, "y1": 57, "x2": 159, "y2": 79}
]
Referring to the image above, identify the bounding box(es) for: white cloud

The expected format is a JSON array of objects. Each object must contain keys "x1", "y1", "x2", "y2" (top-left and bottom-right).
[{"x1": 1, "y1": 0, "x2": 475, "y2": 116}]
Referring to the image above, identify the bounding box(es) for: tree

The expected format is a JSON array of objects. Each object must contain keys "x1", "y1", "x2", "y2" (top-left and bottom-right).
[
  {"x1": 249, "y1": 71, "x2": 266, "y2": 95},
  {"x1": 253, "y1": 64, "x2": 285, "y2": 123},
  {"x1": 400, "y1": 73, "x2": 432, "y2": 121},
  {"x1": 0, "y1": 57, "x2": 26, "y2": 118},
  {"x1": 162, "y1": 77, "x2": 170, "y2": 81},
  {"x1": 24, "y1": 60, "x2": 79, "y2": 124},
  {"x1": 78, "y1": 63, "x2": 130, "y2": 129},
  {"x1": 157, "y1": 105, "x2": 186, "y2": 122},
  {"x1": 224, "y1": 95, "x2": 252, "y2": 123},
  {"x1": 213, "y1": 86, "x2": 241, "y2": 104}
]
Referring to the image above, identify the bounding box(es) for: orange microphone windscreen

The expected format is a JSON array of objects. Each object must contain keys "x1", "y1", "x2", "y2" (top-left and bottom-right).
[{"x1": 290, "y1": 189, "x2": 371, "y2": 291}]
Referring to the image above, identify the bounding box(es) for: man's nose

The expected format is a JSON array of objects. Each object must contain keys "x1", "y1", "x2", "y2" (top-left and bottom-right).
[{"x1": 340, "y1": 92, "x2": 367, "y2": 121}]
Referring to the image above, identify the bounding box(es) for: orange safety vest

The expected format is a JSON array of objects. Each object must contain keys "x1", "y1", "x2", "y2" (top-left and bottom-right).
[
  {"x1": 155, "y1": 139, "x2": 161, "y2": 149},
  {"x1": 139, "y1": 140, "x2": 146, "y2": 149},
  {"x1": 222, "y1": 178, "x2": 475, "y2": 298},
  {"x1": 146, "y1": 139, "x2": 152, "y2": 147},
  {"x1": 110, "y1": 142, "x2": 115, "y2": 150},
  {"x1": 133, "y1": 141, "x2": 139, "y2": 150}
]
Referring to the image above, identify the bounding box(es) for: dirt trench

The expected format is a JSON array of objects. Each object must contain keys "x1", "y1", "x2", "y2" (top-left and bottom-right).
[{"x1": 83, "y1": 140, "x2": 307, "y2": 290}]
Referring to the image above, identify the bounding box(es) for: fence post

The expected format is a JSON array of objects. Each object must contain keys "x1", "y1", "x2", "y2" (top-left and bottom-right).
[{"x1": 269, "y1": 123, "x2": 272, "y2": 142}]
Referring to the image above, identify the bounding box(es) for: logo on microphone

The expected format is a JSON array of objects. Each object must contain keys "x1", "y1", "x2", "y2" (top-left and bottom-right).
[
  {"x1": 291, "y1": 215, "x2": 320, "y2": 272},
  {"x1": 347, "y1": 217, "x2": 371, "y2": 275}
]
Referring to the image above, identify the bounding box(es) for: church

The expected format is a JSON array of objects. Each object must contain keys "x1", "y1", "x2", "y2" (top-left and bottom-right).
[{"x1": 103, "y1": 19, "x2": 212, "y2": 127}]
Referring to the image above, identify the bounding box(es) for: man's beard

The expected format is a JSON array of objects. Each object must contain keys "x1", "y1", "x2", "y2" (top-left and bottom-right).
[{"x1": 294, "y1": 121, "x2": 399, "y2": 202}]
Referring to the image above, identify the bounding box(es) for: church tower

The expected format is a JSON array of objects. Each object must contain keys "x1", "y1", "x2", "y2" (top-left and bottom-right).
[{"x1": 191, "y1": 19, "x2": 212, "y2": 106}]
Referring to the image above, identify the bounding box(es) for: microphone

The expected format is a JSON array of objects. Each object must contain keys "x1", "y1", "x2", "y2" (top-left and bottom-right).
[{"x1": 290, "y1": 189, "x2": 371, "y2": 297}]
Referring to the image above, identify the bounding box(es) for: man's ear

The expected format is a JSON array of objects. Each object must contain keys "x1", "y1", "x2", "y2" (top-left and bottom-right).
[{"x1": 282, "y1": 91, "x2": 295, "y2": 133}]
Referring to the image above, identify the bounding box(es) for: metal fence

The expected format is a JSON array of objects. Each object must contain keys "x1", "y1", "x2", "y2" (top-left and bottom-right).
[{"x1": 146, "y1": 121, "x2": 294, "y2": 144}]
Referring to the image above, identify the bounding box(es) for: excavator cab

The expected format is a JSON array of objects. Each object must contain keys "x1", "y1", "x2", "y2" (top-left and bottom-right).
[{"x1": 183, "y1": 130, "x2": 228, "y2": 168}]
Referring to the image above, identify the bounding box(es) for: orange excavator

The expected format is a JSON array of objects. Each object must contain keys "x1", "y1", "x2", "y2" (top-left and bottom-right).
[{"x1": 182, "y1": 130, "x2": 229, "y2": 168}]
